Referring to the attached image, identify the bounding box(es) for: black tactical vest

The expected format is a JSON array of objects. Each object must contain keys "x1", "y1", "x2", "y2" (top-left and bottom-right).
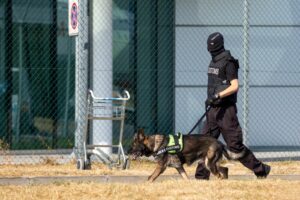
[{"x1": 207, "y1": 50, "x2": 239, "y2": 105}]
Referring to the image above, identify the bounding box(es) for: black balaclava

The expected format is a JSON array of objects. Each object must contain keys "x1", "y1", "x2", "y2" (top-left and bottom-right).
[{"x1": 207, "y1": 32, "x2": 225, "y2": 58}]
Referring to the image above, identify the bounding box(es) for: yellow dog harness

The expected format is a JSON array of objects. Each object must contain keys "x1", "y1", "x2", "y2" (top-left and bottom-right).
[{"x1": 156, "y1": 133, "x2": 183, "y2": 155}]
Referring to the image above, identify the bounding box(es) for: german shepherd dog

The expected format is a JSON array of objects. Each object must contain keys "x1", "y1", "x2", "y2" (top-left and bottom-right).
[{"x1": 128, "y1": 129, "x2": 231, "y2": 182}]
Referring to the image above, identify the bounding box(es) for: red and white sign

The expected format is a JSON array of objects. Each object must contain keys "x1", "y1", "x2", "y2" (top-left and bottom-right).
[{"x1": 68, "y1": 0, "x2": 79, "y2": 36}]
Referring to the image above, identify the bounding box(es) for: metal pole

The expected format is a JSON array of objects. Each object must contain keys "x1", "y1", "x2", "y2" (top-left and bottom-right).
[
  {"x1": 63, "y1": 38, "x2": 71, "y2": 137},
  {"x1": 242, "y1": 0, "x2": 250, "y2": 146},
  {"x1": 74, "y1": 0, "x2": 89, "y2": 160},
  {"x1": 91, "y1": 0, "x2": 113, "y2": 155}
]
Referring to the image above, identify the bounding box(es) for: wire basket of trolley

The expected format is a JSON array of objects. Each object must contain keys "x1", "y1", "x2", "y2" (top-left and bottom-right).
[{"x1": 77, "y1": 89, "x2": 130, "y2": 170}]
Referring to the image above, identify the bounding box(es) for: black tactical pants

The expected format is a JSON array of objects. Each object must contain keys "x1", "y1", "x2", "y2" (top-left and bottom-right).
[{"x1": 195, "y1": 104, "x2": 266, "y2": 179}]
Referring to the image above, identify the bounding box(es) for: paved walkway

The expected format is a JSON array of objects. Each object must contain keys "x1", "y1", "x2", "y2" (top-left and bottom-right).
[{"x1": 1, "y1": 175, "x2": 300, "y2": 185}]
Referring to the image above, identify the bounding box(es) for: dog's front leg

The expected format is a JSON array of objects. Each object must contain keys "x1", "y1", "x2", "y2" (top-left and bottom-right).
[
  {"x1": 176, "y1": 166, "x2": 189, "y2": 180},
  {"x1": 148, "y1": 164, "x2": 167, "y2": 182}
]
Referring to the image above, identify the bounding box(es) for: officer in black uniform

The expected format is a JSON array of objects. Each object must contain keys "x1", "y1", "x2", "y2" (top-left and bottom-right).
[{"x1": 195, "y1": 32, "x2": 271, "y2": 179}]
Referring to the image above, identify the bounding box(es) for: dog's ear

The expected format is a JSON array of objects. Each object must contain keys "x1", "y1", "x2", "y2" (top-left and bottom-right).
[{"x1": 137, "y1": 128, "x2": 145, "y2": 141}]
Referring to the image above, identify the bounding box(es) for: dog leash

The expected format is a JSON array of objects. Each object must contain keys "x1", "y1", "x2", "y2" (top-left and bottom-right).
[{"x1": 187, "y1": 105, "x2": 211, "y2": 135}]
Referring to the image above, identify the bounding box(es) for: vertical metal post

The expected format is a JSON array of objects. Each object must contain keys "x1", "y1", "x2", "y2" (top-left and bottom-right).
[
  {"x1": 4, "y1": 0, "x2": 13, "y2": 146},
  {"x1": 242, "y1": 0, "x2": 250, "y2": 146},
  {"x1": 63, "y1": 38, "x2": 72, "y2": 137},
  {"x1": 74, "y1": 0, "x2": 89, "y2": 160},
  {"x1": 50, "y1": 0, "x2": 58, "y2": 149},
  {"x1": 91, "y1": 0, "x2": 113, "y2": 154}
]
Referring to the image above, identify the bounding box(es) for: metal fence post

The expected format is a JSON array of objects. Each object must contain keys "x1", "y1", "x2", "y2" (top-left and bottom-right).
[
  {"x1": 74, "y1": 0, "x2": 89, "y2": 160},
  {"x1": 242, "y1": 0, "x2": 250, "y2": 146}
]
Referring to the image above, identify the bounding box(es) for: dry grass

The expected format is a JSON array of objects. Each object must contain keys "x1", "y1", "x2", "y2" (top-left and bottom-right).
[
  {"x1": 0, "y1": 179, "x2": 300, "y2": 200},
  {"x1": 0, "y1": 159, "x2": 300, "y2": 177},
  {"x1": 0, "y1": 160, "x2": 300, "y2": 200}
]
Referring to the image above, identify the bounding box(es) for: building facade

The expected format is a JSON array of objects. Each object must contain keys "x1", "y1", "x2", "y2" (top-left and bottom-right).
[{"x1": 0, "y1": 0, "x2": 299, "y2": 152}]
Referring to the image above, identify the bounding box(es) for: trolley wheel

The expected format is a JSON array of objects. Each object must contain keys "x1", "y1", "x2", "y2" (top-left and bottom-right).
[
  {"x1": 122, "y1": 158, "x2": 130, "y2": 170},
  {"x1": 77, "y1": 158, "x2": 92, "y2": 170},
  {"x1": 84, "y1": 158, "x2": 92, "y2": 170},
  {"x1": 77, "y1": 159, "x2": 85, "y2": 170}
]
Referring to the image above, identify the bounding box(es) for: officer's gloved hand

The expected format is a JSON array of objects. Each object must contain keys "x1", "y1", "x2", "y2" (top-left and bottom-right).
[{"x1": 205, "y1": 94, "x2": 220, "y2": 107}]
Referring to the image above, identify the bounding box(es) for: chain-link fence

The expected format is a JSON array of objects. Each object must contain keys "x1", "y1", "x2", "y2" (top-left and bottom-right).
[
  {"x1": 0, "y1": 0, "x2": 76, "y2": 152},
  {"x1": 0, "y1": 0, "x2": 299, "y2": 164}
]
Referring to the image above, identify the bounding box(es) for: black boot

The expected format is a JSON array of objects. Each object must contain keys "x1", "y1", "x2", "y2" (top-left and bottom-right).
[
  {"x1": 195, "y1": 161, "x2": 210, "y2": 180},
  {"x1": 256, "y1": 164, "x2": 271, "y2": 179}
]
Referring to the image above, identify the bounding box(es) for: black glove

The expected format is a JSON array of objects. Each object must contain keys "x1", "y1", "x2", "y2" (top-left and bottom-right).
[{"x1": 205, "y1": 94, "x2": 220, "y2": 107}]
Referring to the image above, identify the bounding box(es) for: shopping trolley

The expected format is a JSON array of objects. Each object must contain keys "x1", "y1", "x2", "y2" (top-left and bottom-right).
[{"x1": 77, "y1": 89, "x2": 130, "y2": 170}]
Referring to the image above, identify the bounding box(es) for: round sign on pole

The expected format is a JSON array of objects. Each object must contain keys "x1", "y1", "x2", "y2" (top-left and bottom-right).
[
  {"x1": 69, "y1": 0, "x2": 79, "y2": 36},
  {"x1": 71, "y1": 3, "x2": 78, "y2": 30}
]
